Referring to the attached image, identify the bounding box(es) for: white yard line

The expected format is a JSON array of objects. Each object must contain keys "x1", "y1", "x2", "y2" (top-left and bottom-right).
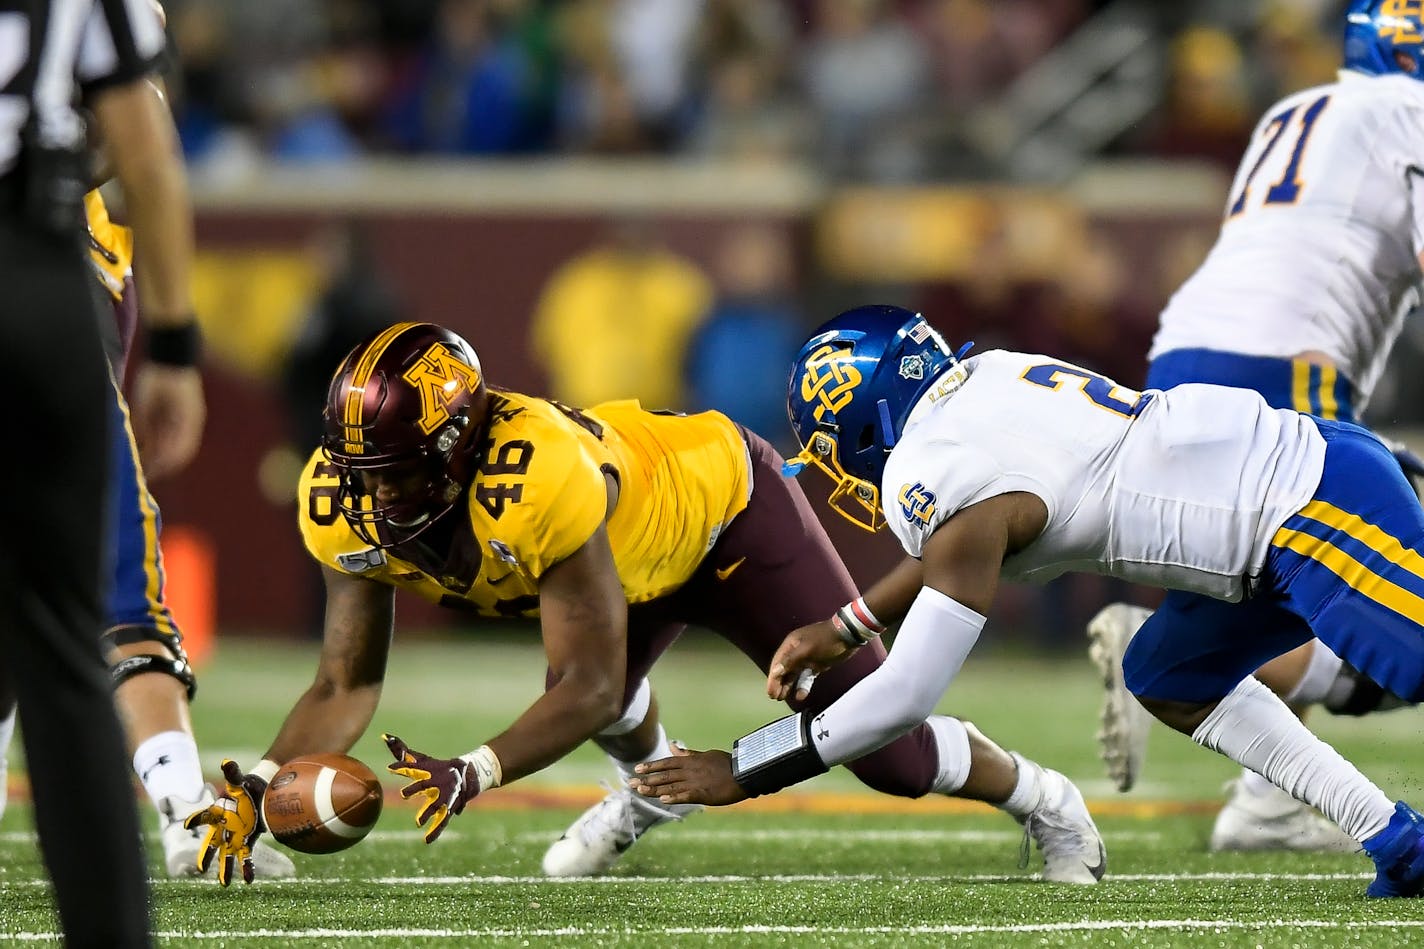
[
  {"x1": 0, "y1": 870, "x2": 1377, "y2": 886},
  {"x1": 2, "y1": 828, "x2": 1168, "y2": 846},
  {"x1": 5, "y1": 919, "x2": 1424, "y2": 941},
  {"x1": 509, "y1": 828, "x2": 1166, "y2": 843}
]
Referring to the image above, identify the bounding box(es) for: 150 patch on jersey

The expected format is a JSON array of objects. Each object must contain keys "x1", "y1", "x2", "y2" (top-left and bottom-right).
[{"x1": 898, "y1": 482, "x2": 937, "y2": 525}]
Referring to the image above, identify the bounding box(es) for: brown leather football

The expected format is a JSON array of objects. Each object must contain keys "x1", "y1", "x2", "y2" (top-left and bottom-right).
[{"x1": 261, "y1": 753, "x2": 383, "y2": 855}]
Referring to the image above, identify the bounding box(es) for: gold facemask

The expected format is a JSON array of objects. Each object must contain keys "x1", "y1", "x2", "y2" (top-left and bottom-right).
[{"x1": 784, "y1": 430, "x2": 884, "y2": 533}]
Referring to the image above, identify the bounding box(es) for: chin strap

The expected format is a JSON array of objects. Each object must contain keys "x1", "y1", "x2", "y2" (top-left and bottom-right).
[{"x1": 876, "y1": 399, "x2": 897, "y2": 449}]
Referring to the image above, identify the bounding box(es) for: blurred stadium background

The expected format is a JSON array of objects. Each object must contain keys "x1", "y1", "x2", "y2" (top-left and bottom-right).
[{"x1": 128, "y1": 0, "x2": 1424, "y2": 651}]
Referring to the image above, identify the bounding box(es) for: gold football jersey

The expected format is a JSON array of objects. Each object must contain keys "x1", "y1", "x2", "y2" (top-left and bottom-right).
[
  {"x1": 298, "y1": 393, "x2": 750, "y2": 617},
  {"x1": 84, "y1": 190, "x2": 133, "y2": 302}
]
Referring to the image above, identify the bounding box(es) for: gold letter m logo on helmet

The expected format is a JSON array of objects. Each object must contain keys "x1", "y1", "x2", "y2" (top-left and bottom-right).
[
  {"x1": 403, "y1": 343, "x2": 482, "y2": 435},
  {"x1": 801, "y1": 344, "x2": 862, "y2": 422}
]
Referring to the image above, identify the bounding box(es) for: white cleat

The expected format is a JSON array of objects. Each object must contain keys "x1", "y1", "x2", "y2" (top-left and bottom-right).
[
  {"x1": 1209, "y1": 777, "x2": 1358, "y2": 854},
  {"x1": 542, "y1": 785, "x2": 700, "y2": 877},
  {"x1": 158, "y1": 789, "x2": 297, "y2": 879},
  {"x1": 1087, "y1": 603, "x2": 1155, "y2": 792},
  {"x1": 1015, "y1": 755, "x2": 1107, "y2": 884}
]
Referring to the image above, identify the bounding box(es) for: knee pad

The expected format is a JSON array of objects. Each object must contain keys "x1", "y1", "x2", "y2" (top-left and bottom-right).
[
  {"x1": 926, "y1": 715, "x2": 972, "y2": 795},
  {"x1": 1324, "y1": 662, "x2": 1412, "y2": 716},
  {"x1": 104, "y1": 625, "x2": 197, "y2": 701},
  {"x1": 597, "y1": 678, "x2": 651, "y2": 737}
]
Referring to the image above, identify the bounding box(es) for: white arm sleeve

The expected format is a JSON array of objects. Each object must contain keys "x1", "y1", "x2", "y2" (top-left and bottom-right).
[{"x1": 809, "y1": 587, "x2": 986, "y2": 768}]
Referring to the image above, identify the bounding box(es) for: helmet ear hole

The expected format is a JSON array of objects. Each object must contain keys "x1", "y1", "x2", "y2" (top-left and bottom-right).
[{"x1": 857, "y1": 424, "x2": 875, "y2": 452}]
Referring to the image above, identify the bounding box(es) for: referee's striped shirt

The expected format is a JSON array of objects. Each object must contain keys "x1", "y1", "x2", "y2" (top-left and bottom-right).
[{"x1": 0, "y1": 0, "x2": 165, "y2": 179}]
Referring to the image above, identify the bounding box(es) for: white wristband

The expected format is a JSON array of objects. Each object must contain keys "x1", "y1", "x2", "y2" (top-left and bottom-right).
[
  {"x1": 460, "y1": 745, "x2": 503, "y2": 792},
  {"x1": 251, "y1": 758, "x2": 281, "y2": 783}
]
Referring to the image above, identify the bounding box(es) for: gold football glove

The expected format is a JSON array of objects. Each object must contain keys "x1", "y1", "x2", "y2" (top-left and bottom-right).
[{"x1": 182, "y1": 759, "x2": 268, "y2": 886}]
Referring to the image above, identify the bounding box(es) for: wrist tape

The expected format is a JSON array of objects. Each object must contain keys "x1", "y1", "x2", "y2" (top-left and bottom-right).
[
  {"x1": 459, "y1": 745, "x2": 503, "y2": 793},
  {"x1": 832, "y1": 597, "x2": 887, "y2": 647},
  {"x1": 251, "y1": 758, "x2": 281, "y2": 784}
]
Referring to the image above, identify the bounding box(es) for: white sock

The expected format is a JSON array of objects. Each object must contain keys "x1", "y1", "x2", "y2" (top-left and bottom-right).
[
  {"x1": 926, "y1": 715, "x2": 972, "y2": 795},
  {"x1": 1000, "y1": 752, "x2": 1046, "y2": 820},
  {"x1": 1239, "y1": 767, "x2": 1279, "y2": 798},
  {"x1": 0, "y1": 707, "x2": 13, "y2": 821},
  {"x1": 1282, "y1": 640, "x2": 1344, "y2": 706},
  {"x1": 1192, "y1": 677, "x2": 1394, "y2": 842},
  {"x1": 132, "y1": 730, "x2": 205, "y2": 809},
  {"x1": 611, "y1": 723, "x2": 674, "y2": 786}
]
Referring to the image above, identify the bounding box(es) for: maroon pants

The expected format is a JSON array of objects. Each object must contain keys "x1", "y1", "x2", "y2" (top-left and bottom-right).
[{"x1": 618, "y1": 427, "x2": 940, "y2": 798}]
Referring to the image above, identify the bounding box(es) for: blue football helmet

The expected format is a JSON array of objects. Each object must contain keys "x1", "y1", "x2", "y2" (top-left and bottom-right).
[
  {"x1": 784, "y1": 305, "x2": 968, "y2": 532},
  {"x1": 1344, "y1": 1, "x2": 1424, "y2": 78}
]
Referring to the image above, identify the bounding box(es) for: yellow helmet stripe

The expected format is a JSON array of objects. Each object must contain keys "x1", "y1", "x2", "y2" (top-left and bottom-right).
[{"x1": 343, "y1": 321, "x2": 422, "y2": 450}]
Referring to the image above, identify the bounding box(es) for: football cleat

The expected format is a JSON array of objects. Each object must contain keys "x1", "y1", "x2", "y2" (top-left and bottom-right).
[
  {"x1": 1087, "y1": 603, "x2": 1154, "y2": 792},
  {"x1": 1209, "y1": 777, "x2": 1357, "y2": 854},
  {"x1": 1363, "y1": 802, "x2": 1424, "y2": 898},
  {"x1": 158, "y1": 788, "x2": 297, "y2": 879},
  {"x1": 1014, "y1": 755, "x2": 1107, "y2": 884},
  {"x1": 542, "y1": 784, "x2": 700, "y2": 877}
]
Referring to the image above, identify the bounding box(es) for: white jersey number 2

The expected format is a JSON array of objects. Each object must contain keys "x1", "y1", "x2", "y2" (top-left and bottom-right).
[{"x1": 1019, "y1": 362, "x2": 1149, "y2": 418}]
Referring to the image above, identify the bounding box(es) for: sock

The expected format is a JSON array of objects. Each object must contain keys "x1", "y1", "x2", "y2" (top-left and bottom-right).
[
  {"x1": 1283, "y1": 641, "x2": 1345, "y2": 706},
  {"x1": 132, "y1": 730, "x2": 206, "y2": 810},
  {"x1": 999, "y1": 752, "x2": 1046, "y2": 820},
  {"x1": 0, "y1": 707, "x2": 13, "y2": 821},
  {"x1": 611, "y1": 723, "x2": 674, "y2": 786},
  {"x1": 1239, "y1": 768, "x2": 1278, "y2": 798},
  {"x1": 926, "y1": 715, "x2": 972, "y2": 795},
  {"x1": 1192, "y1": 677, "x2": 1394, "y2": 842}
]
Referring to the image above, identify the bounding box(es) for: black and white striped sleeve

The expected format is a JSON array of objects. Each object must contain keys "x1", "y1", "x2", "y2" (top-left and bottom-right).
[{"x1": 75, "y1": 0, "x2": 165, "y2": 96}]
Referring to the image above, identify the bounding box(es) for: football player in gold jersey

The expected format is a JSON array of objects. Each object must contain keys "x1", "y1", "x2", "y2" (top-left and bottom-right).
[{"x1": 185, "y1": 322, "x2": 1104, "y2": 885}]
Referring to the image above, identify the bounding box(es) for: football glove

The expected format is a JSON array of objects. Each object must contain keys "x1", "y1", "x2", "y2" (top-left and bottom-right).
[
  {"x1": 181, "y1": 759, "x2": 268, "y2": 886},
  {"x1": 383, "y1": 733, "x2": 481, "y2": 844}
]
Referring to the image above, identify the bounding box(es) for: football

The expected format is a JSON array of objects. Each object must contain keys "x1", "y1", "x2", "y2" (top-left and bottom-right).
[{"x1": 261, "y1": 753, "x2": 383, "y2": 855}]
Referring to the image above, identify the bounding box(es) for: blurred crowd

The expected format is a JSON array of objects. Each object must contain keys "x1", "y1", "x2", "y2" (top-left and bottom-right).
[
  {"x1": 164, "y1": 0, "x2": 1350, "y2": 180},
  {"x1": 180, "y1": 0, "x2": 1407, "y2": 646}
]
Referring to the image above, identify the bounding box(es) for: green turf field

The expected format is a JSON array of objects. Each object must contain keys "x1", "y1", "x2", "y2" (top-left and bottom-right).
[{"x1": 3, "y1": 632, "x2": 1424, "y2": 946}]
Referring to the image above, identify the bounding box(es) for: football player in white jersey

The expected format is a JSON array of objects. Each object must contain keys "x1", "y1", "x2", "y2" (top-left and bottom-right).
[
  {"x1": 631, "y1": 306, "x2": 1424, "y2": 898},
  {"x1": 1085, "y1": 0, "x2": 1424, "y2": 853}
]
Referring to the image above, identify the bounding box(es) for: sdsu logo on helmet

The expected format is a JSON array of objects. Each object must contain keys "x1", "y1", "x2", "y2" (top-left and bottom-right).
[
  {"x1": 321, "y1": 323, "x2": 490, "y2": 548},
  {"x1": 1345, "y1": 1, "x2": 1424, "y2": 79}
]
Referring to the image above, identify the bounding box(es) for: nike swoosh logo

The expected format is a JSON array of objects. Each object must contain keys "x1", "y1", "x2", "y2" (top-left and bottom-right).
[
  {"x1": 1084, "y1": 844, "x2": 1107, "y2": 881},
  {"x1": 715, "y1": 557, "x2": 747, "y2": 581}
]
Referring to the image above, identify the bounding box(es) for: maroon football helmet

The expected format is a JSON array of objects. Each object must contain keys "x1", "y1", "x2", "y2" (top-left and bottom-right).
[{"x1": 321, "y1": 322, "x2": 489, "y2": 547}]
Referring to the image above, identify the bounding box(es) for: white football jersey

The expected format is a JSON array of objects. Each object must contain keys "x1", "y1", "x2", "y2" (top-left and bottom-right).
[
  {"x1": 883, "y1": 352, "x2": 1326, "y2": 601},
  {"x1": 1149, "y1": 71, "x2": 1424, "y2": 409}
]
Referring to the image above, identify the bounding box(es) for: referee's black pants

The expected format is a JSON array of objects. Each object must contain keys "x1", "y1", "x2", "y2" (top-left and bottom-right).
[{"x1": 0, "y1": 219, "x2": 151, "y2": 946}]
